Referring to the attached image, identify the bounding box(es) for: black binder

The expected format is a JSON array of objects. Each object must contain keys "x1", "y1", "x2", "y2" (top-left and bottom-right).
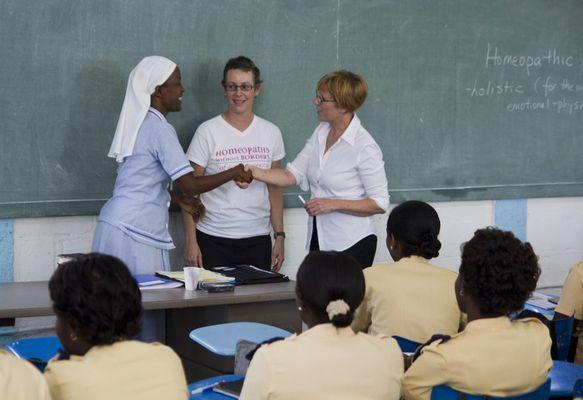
[{"x1": 209, "y1": 265, "x2": 289, "y2": 285}]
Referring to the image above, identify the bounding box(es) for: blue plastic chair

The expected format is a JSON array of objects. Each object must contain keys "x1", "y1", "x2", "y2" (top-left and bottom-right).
[
  {"x1": 548, "y1": 360, "x2": 583, "y2": 398},
  {"x1": 6, "y1": 336, "x2": 62, "y2": 372},
  {"x1": 552, "y1": 315, "x2": 574, "y2": 361},
  {"x1": 189, "y1": 322, "x2": 292, "y2": 356},
  {"x1": 188, "y1": 374, "x2": 242, "y2": 400},
  {"x1": 573, "y1": 378, "x2": 583, "y2": 399},
  {"x1": 393, "y1": 335, "x2": 421, "y2": 353},
  {"x1": 431, "y1": 378, "x2": 551, "y2": 400}
]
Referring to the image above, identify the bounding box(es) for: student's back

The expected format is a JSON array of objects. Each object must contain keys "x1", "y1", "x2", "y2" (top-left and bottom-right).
[
  {"x1": 44, "y1": 340, "x2": 187, "y2": 400},
  {"x1": 402, "y1": 317, "x2": 551, "y2": 400},
  {"x1": 241, "y1": 251, "x2": 404, "y2": 400},
  {"x1": 353, "y1": 256, "x2": 461, "y2": 342},
  {"x1": 0, "y1": 349, "x2": 51, "y2": 400},
  {"x1": 241, "y1": 324, "x2": 403, "y2": 400},
  {"x1": 353, "y1": 201, "x2": 462, "y2": 342},
  {"x1": 403, "y1": 228, "x2": 552, "y2": 400}
]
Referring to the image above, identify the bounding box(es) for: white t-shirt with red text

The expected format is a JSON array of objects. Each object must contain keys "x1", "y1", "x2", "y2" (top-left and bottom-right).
[{"x1": 186, "y1": 115, "x2": 285, "y2": 239}]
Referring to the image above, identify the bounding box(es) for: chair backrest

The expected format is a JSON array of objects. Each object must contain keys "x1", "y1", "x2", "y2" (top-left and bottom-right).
[
  {"x1": 431, "y1": 379, "x2": 551, "y2": 400},
  {"x1": 393, "y1": 335, "x2": 421, "y2": 353},
  {"x1": 189, "y1": 322, "x2": 292, "y2": 356},
  {"x1": 6, "y1": 336, "x2": 62, "y2": 372},
  {"x1": 573, "y1": 378, "x2": 583, "y2": 400},
  {"x1": 551, "y1": 315, "x2": 574, "y2": 361}
]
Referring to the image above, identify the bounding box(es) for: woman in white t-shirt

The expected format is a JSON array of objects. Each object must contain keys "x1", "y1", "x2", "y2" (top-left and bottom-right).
[
  {"x1": 182, "y1": 56, "x2": 286, "y2": 271},
  {"x1": 247, "y1": 70, "x2": 389, "y2": 268}
]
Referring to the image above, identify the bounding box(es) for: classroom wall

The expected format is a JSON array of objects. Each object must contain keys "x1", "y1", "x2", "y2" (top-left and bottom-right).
[{"x1": 1, "y1": 196, "x2": 582, "y2": 334}]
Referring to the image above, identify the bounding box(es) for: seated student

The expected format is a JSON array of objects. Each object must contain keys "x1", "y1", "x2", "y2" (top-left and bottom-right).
[
  {"x1": 44, "y1": 253, "x2": 188, "y2": 400},
  {"x1": 352, "y1": 200, "x2": 463, "y2": 343},
  {"x1": 402, "y1": 228, "x2": 552, "y2": 400},
  {"x1": 554, "y1": 261, "x2": 583, "y2": 364},
  {"x1": 0, "y1": 350, "x2": 51, "y2": 400},
  {"x1": 239, "y1": 251, "x2": 403, "y2": 400}
]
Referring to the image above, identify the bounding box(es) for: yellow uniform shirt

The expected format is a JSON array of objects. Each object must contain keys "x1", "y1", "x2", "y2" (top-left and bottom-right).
[
  {"x1": 0, "y1": 349, "x2": 51, "y2": 400},
  {"x1": 402, "y1": 317, "x2": 552, "y2": 400},
  {"x1": 44, "y1": 340, "x2": 188, "y2": 400},
  {"x1": 352, "y1": 256, "x2": 463, "y2": 343},
  {"x1": 239, "y1": 323, "x2": 403, "y2": 400},
  {"x1": 555, "y1": 261, "x2": 583, "y2": 364}
]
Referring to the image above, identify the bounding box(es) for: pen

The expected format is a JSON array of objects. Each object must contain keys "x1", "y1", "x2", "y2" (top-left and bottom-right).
[{"x1": 298, "y1": 195, "x2": 306, "y2": 205}]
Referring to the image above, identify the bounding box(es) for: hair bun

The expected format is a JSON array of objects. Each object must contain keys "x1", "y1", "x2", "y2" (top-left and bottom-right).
[
  {"x1": 326, "y1": 299, "x2": 350, "y2": 320},
  {"x1": 419, "y1": 238, "x2": 441, "y2": 258}
]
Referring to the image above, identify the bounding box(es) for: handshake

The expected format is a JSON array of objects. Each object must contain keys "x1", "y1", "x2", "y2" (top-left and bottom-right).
[{"x1": 233, "y1": 163, "x2": 257, "y2": 189}]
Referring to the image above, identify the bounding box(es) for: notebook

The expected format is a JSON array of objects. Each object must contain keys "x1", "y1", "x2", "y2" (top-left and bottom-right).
[
  {"x1": 134, "y1": 274, "x2": 183, "y2": 290},
  {"x1": 209, "y1": 265, "x2": 289, "y2": 285}
]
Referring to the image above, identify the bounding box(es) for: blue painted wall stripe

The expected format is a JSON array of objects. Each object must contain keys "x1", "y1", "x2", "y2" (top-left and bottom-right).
[
  {"x1": 0, "y1": 219, "x2": 14, "y2": 282},
  {"x1": 494, "y1": 199, "x2": 527, "y2": 242}
]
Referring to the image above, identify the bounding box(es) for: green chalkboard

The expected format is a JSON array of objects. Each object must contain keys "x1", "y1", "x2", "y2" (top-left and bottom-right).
[{"x1": 1, "y1": 0, "x2": 582, "y2": 218}]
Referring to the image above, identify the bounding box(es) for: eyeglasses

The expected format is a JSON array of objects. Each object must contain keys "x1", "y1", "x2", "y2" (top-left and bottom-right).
[
  {"x1": 225, "y1": 83, "x2": 254, "y2": 93},
  {"x1": 315, "y1": 92, "x2": 335, "y2": 104}
]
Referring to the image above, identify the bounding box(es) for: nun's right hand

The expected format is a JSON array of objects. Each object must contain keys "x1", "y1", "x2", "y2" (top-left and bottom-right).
[{"x1": 233, "y1": 163, "x2": 253, "y2": 184}]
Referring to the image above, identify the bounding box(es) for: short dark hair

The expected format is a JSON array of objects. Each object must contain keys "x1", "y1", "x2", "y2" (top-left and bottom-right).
[
  {"x1": 386, "y1": 200, "x2": 442, "y2": 259},
  {"x1": 49, "y1": 253, "x2": 142, "y2": 345},
  {"x1": 295, "y1": 251, "x2": 365, "y2": 327},
  {"x1": 460, "y1": 228, "x2": 540, "y2": 316},
  {"x1": 221, "y1": 56, "x2": 262, "y2": 87}
]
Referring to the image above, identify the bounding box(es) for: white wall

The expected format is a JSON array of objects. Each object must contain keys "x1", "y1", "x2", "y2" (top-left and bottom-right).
[{"x1": 12, "y1": 197, "x2": 583, "y2": 286}]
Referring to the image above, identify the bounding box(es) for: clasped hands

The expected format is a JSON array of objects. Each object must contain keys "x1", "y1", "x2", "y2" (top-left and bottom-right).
[
  {"x1": 171, "y1": 192, "x2": 206, "y2": 222},
  {"x1": 233, "y1": 163, "x2": 253, "y2": 188}
]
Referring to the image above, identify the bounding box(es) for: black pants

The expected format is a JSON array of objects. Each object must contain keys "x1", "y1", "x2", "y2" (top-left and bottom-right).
[
  {"x1": 195, "y1": 229, "x2": 272, "y2": 271},
  {"x1": 309, "y1": 217, "x2": 377, "y2": 269}
]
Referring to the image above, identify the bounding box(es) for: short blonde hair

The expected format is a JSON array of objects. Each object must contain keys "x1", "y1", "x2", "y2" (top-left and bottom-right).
[{"x1": 317, "y1": 70, "x2": 368, "y2": 112}]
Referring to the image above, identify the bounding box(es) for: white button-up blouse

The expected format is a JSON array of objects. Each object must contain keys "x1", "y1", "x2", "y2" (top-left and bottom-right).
[{"x1": 287, "y1": 114, "x2": 389, "y2": 251}]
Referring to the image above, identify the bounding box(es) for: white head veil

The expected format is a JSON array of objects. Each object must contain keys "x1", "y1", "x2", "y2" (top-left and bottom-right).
[{"x1": 108, "y1": 56, "x2": 177, "y2": 162}]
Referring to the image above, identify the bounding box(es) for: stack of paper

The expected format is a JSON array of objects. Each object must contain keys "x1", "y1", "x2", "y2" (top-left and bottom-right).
[{"x1": 156, "y1": 268, "x2": 235, "y2": 284}]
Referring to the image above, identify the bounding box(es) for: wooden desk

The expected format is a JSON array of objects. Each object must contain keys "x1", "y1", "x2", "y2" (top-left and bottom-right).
[{"x1": 0, "y1": 281, "x2": 302, "y2": 381}]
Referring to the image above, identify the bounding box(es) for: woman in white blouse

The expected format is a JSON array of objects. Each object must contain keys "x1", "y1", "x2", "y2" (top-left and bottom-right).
[{"x1": 246, "y1": 70, "x2": 388, "y2": 268}]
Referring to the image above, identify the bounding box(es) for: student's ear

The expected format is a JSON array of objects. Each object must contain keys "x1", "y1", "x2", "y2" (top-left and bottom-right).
[
  {"x1": 254, "y1": 83, "x2": 262, "y2": 96},
  {"x1": 387, "y1": 233, "x2": 397, "y2": 251},
  {"x1": 153, "y1": 85, "x2": 163, "y2": 98}
]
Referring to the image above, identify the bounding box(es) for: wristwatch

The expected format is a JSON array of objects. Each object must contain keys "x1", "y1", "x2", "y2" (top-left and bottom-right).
[{"x1": 273, "y1": 231, "x2": 286, "y2": 239}]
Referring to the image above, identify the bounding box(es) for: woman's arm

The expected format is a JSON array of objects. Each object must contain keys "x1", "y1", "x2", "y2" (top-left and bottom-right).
[
  {"x1": 247, "y1": 164, "x2": 297, "y2": 187},
  {"x1": 267, "y1": 161, "x2": 285, "y2": 272},
  {"x1": 175, "y1": 163, "x2": 251, "y2": 197},
  {"x1": 181, "y1": 163, "x2": 206, "y2": 267},
  {"x1": 304, "y1": 197, "x2": 384, "y2": 217}
]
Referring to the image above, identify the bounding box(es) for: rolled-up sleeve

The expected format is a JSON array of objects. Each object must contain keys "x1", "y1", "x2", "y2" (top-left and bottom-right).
[
  {"x1": 357, "y1": 142, "x2": 389, "y2": 211},
  {"x1": 286, "y1": 133, "x2": 317, "y2": 192}
]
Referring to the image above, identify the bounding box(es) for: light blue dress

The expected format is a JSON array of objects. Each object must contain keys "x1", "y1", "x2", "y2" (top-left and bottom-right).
[{"x1": 92, "y1": 108, "x2": 193, "y2": 275}]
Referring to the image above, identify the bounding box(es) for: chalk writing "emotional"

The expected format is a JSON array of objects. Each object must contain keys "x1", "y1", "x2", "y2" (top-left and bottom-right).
[{"x1": 485, "y1": 43, "x2": 575, "y2": 76}]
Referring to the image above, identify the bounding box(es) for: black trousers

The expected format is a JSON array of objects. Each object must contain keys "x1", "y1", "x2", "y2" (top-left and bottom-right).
[
  {"x1": 309, "y1": 217, "x2": 377, "y2": 269},
  {"x1": 195, "y1": 229, "x2": 272, "y2": 271}
]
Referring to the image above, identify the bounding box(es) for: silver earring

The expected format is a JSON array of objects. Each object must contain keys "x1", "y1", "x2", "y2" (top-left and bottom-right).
[{"x1": 297, "y1": 306, "x2": 302, "y2": 311}]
